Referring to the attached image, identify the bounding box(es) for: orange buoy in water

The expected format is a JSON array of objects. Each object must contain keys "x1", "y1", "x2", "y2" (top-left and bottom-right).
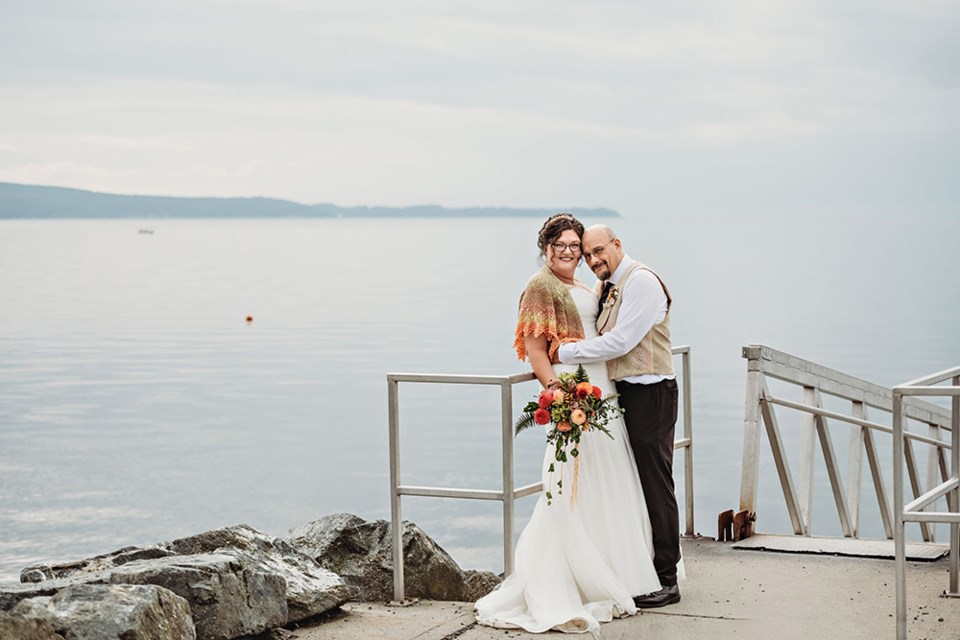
[{"x1": 246, "y1": 316, "x2": 253, "y2": 323}]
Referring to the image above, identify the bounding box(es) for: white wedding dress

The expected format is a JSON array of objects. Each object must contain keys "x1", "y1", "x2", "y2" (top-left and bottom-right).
[{"x1": 475, "y1": 285, "x2": 662, "y2": 636}]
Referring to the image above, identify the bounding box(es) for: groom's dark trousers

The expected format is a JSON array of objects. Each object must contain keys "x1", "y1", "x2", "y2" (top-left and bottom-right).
[{"x1": 616, "y1": 377, "x2": 681, "y2": 588}]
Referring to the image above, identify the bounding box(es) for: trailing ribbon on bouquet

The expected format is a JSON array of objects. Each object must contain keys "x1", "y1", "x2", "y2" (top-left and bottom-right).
[
  {"x1": 547, "y1": 440, "x2": 583, "y2": 508},
  {"x1": 570, "y1": 451, "x2": 579, "y2": 507}
]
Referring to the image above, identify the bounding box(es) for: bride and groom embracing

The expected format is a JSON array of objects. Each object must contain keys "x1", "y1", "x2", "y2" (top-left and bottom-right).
[{"x1": 475, "y1": 213, "x2": 683, "y2": 636}]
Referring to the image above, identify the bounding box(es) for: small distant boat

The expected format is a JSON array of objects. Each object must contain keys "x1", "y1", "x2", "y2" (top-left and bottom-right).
[{"x1": 138, "y1": 229, "x2": 154, "y2": 234}]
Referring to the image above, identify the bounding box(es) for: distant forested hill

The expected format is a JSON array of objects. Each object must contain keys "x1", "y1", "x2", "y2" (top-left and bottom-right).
[{"x1": 0, "y1": 183, "x2": 619, "y2": 219}]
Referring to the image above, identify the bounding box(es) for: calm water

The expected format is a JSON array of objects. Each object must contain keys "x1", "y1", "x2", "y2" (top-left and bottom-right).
[{"x1": 1, "y1": 215, "x2": 957, "y2": 583}]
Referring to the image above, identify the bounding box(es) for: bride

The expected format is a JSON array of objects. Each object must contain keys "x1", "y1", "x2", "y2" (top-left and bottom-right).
[{"x1": 474, "y1": 213, "x2": 661, "y2": 636}]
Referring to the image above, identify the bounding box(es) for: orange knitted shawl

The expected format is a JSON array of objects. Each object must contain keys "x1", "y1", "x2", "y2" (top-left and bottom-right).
[{"x1": 513, "y1": 266, "x2": 585, "y2": 362}]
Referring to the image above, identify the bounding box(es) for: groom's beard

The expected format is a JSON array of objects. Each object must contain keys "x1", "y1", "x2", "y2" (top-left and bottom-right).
[{"x1": 591, "y1": 262, "x2": 612, "y2": 281}]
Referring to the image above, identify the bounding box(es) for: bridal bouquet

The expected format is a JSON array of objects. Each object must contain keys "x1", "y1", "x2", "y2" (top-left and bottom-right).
[{"x1": 515, "y1": 365, "x2": 621, "y2": 505}]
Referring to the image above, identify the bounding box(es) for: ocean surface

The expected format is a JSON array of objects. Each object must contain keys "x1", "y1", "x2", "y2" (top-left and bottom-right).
[{"x1": 1, "y1": 214, "x2": 957, "y2": 584}]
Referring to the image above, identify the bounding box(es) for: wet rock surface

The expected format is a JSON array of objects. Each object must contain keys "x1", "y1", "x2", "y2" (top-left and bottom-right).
[
  {"x1": 0, "y1": 611, "x2": 64, "y2": 640},
  {"x1": 12, "y1": 583, "x2": 195, "y2": 640},
  {"x1": 106, "y1": 553, "x2": 286, "y2": 640},
  {"x1": 19, "y1": 525, "x2": 351, "y2": 625},
  {"x1": 4, "y1": 554, "x2": 284, "y2": 640},
  {"x1": 3, "y1": 516, "x2": 499, "y2": 639},
  {"x1": 165, "y1": 525, "x2": 353, "y2": 622}
]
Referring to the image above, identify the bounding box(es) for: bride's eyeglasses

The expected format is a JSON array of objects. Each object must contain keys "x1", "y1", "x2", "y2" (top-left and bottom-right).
[{"x1": 550, "y1": 242, "x2": 582, "y2": 254}]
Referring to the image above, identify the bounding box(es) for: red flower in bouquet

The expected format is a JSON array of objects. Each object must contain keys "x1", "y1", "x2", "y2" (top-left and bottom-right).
[
  {"x1": 515, "y1": 365, "x2": 623, "y2": 505},
  {"x1": 537, "y1": 390, "x2": 554, "y2": 409}
]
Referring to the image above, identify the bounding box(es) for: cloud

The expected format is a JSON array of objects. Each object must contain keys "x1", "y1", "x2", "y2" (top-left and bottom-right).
[
  {"x1": 193, "y1": 160, "x2": 267, "y2": 180},
  {"x1": 195, "y1": 165, "x2": 229, "y2": 178},
  {"x1": 0, "y1": 142, "x2": 17, "y2": 153},
  {"x1": 304, "y1": 4, "x2": 824, "y2": 70},
  {"x1": 0, "y1": 1, "x2": 956, "y2": 212},
  {"x1": 0, "y1": 161, "x2": 144, "y2": 188},
  {"x1": 235, "y1": 159, "x2": 266, "y2": 177},
  {"x1": 672, "y1": 117, "x2": 821, "y2": 143},
  {"x1": 77, "y1": 135, "x2": 192, "y2": 152}
]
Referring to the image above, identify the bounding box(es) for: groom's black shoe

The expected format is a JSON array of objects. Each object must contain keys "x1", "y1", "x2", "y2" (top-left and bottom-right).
[{"x1": 633, "y1": 584, "x2": 680, "y2": 608}]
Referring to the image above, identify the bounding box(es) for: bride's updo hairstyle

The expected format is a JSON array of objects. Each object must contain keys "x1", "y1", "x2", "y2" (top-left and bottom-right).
[{"x1": 537, "y1": 212, "x2": 584, "y2": 262}]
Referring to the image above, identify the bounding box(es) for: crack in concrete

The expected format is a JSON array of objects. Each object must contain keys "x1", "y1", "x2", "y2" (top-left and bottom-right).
[
  {"x1": 641, "y1": 611, "x2": 749, "y2": 621},
  {"x1": 437, "y1": 620, "x2": 477, "y2": 640}
]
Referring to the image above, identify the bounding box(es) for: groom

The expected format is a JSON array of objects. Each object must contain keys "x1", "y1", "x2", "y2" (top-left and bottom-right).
[{"x1": 557, "y1": 225, "x2": 682, "y2": 608}]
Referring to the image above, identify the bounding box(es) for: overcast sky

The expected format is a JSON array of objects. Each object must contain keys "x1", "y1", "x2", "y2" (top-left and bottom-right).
[{"x1": 1, "y1": 0, "x2": 957, "y2": 218}]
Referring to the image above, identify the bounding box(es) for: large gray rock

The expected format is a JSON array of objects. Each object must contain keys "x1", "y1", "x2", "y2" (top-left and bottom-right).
[
  {"x1": 20, "y1": 547, "x2": 174, "y2": 583},
  {"x1": 107, "y1": 553, "x2": 286, "y2": 640},
  {"x1": 463, "y1": 569, "x2": 504, "y2": 602},
  {"x1": 4, "y1": 554, "x2": 286, "y2": 640},
  {"x1": 165, "y1": 525, "x2": 353, "y2": 621},
  {"x1": 20, "y1": 525, "x2": 350, "y2": 624},
  {"x1": 0, "y1": 612, "x2": 63, "y2": 640},
  {"x1": 285, "y1": 513, "x2": 502, "y2": 602},
  {"x1": 13, "y1": 583, "x2": 195, "y2": 640},
  {"x1": 1, "y1": 574, "x2": 100, "y2": 612}
]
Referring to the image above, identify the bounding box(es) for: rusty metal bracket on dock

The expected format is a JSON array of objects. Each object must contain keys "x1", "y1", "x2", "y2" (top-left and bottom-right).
[{"x1": 718, "y1": 509, "x2": 756, "y2": 542}]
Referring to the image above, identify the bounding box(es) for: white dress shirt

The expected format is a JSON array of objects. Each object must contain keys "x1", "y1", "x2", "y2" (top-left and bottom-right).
[{"x1": 558, "y1": 255, "x2": 675, "y2": 384}]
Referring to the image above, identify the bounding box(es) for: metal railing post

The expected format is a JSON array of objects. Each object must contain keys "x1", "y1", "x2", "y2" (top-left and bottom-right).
[
  {"x1": 798, "y1": 386, "x2": 817, "y2": 533},
  {"x1": 952, "y1": 375, "x2": 960, "y2": 596},
  {"x1": 848, "y1": 401, "x2": 867, "y2": 538},
  {"x1": 388, "y1": 376, "x2": 404, "y2": 602},
  {"x1": 682, "y1": 348, "x2": 694, "y2": 536},
  {"x1": 926, "y1": 422, "x2": 940, "y2": 542},
  {"x1": 501, "y1": 379, "x2": 516, "y2": 577},
  {"x1": 893, "y1": 390, "x2": 906, "y2": 640},
  {"x1": 739, "y1": 347, "x2": 764, "y2": 528}
]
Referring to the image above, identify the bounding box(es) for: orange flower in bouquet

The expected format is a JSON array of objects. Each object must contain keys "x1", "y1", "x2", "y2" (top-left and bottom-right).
[{"x1": 515, "y1": 365, "x2": 623, "y2": 505}]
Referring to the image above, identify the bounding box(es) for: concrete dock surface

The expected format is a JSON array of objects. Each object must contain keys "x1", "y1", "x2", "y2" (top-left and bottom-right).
[{"x1": 290, "y1": 538, "x2": 959, "y2": 640}]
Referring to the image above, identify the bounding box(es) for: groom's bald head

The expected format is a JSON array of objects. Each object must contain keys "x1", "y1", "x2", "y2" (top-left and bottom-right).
[
  {"x1": 582, "y1": 225, "x2": 624, "y2": 281},
  {"x1": 585, "y1": 225, "x2": 616, "y2": 243}
]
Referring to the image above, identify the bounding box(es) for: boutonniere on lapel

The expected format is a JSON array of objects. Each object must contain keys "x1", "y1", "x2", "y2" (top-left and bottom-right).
[{"x1": 604, "y1": 286, "x2": 620, "y2": 308}]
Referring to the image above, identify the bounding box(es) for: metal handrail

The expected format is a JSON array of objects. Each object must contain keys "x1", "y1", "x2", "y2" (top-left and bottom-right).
[
  {"x1": 893, "y1": 368, "x2": 960, "y2": 640},
  {"x1": 764, "y1": 394, "x2": 951, "y2": 449},
  {"x1": 387, "y1": 371, "x2": 533, "y2": 604},
  {"x1": 387, "y1": 345, "x2": 694, "y2": 602},
  {"x1": 740, "y1": 345, "x2": 954, "y2": 541}
]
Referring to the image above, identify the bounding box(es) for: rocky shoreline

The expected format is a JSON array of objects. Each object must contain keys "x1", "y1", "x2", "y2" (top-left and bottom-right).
[{"x1": 0, "y1": 513, "x2": 501, "y2": 640}]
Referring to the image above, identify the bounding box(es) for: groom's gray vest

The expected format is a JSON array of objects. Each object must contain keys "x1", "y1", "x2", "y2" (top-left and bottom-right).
[{"x1": 597, "y1": 261, "x2": 674, "y2": 380}]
